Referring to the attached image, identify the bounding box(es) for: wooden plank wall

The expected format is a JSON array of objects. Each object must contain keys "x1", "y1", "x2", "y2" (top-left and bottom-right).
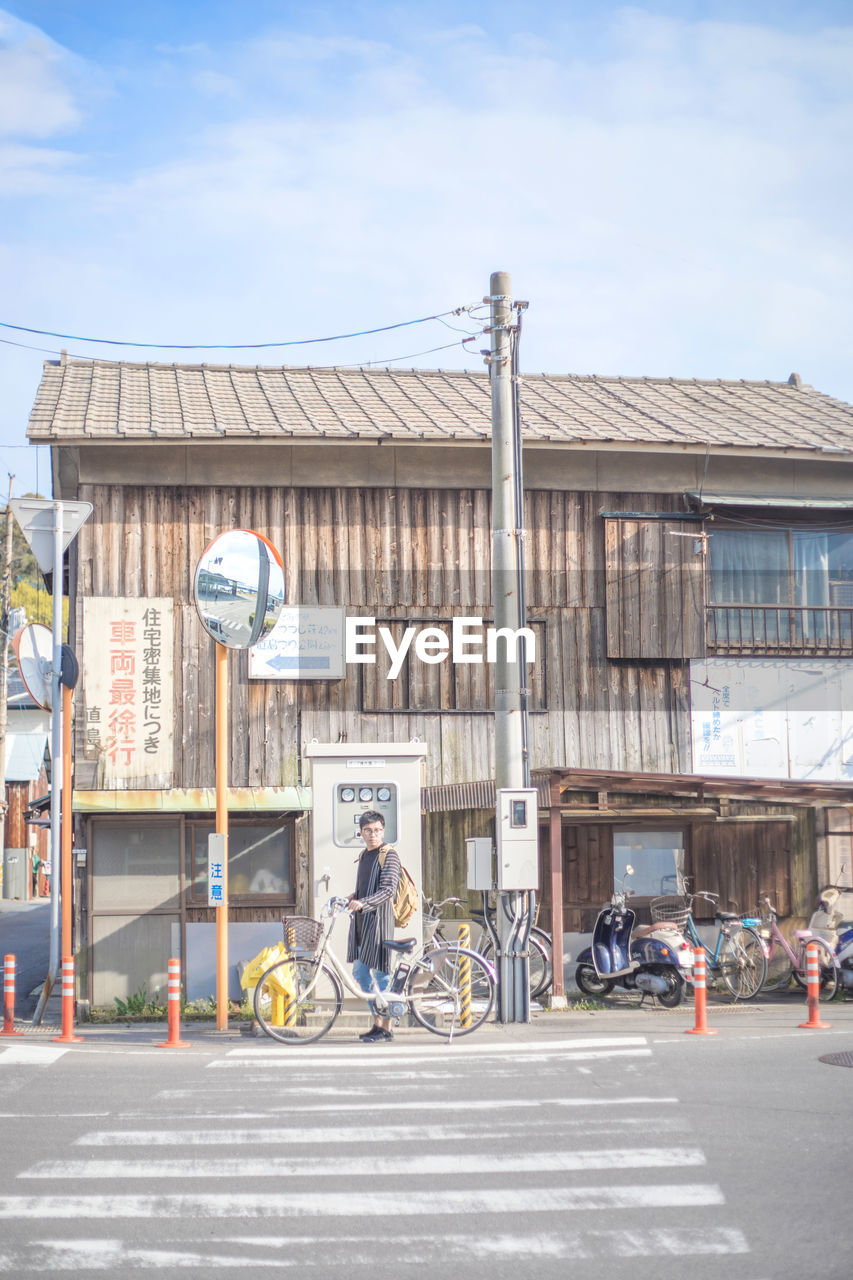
[
  {"x1": 605, "y1": 516, "x2": 707, "y2": 660},
  {"x1": 73, "y1": 484, "x2": 695, "y2": 790}
]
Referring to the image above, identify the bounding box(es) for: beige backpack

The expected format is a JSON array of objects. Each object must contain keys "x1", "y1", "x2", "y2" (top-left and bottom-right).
[{"x1": 378, "y1": 844, "x2": 418, "y2": 928}]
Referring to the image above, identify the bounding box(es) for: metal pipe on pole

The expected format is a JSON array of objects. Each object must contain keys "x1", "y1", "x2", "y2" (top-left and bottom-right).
[
  {"x1": 34, "y1": 504, "x2": 64, "y2": 1023},
  {"x1": 489, "y1": 271, "x2": 530, "y2": 1022}
]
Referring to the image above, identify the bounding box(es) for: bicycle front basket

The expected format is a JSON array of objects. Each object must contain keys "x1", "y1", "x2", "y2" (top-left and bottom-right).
[
  {"x1": 650, "y1": 895, "x2": 691, "y2": 930},
  {"x1": 282, "y1": 915, "x2": 323, "y2": 956}
]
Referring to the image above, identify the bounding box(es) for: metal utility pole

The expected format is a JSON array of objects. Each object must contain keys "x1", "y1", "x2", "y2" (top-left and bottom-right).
[
  {"x1": 489, "y1": 271, "x2": 531, "y2": 1022},
  {"x1": 0, "y1": 477, "x2": 14, "y2": 859}
]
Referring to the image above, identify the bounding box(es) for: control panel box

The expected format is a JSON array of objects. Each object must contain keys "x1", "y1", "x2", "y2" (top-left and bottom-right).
[
  {"x1": 466, "y1": 837, "x2": 494, "y2": 891},
  {"x1": 496, "y1": 787, "x2": 539, "y2": 891},
  {"x1": 305, "y1": 743, "x2": 427, "y2": 951},
  {"x1": 334, "y1": 780, "x2": 398, "y2": 846}
]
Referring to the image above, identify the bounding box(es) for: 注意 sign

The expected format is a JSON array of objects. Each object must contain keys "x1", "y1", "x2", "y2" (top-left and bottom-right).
[{"x1": 82, "y1": 597, "x2": 174, "y2": 784}]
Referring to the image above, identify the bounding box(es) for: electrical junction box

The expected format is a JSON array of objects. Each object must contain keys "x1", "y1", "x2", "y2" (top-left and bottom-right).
[
  {"x1": 305, "y1": 743, "x2": 427, "y2": 958},
  {"x1": 496, "y1": 787, "x2": 539, "y2": 891},
  {"x1": 466, "y1": 837, "x2": 494, "y2": 891}
]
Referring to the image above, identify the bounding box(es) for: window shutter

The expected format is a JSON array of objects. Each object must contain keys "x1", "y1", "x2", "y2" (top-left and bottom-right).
[{"x1": 604, "y1": 518, "x2": 706, "y2": 659}]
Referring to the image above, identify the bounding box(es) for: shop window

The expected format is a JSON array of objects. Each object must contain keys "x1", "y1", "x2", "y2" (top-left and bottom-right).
[
  {"x1": 613, "y1": 830, "x2": 685, "y2": 899},
  {"x1": 91, "y1": 821, "x2": 180, "y2": 911},
  {"x1": 187, "y1": 819, "x2": 294, "y2": 903}
]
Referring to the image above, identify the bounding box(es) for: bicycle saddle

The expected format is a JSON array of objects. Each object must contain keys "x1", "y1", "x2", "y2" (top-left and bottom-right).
[
  {"x1": 384, "y1": 938, "x2": 417, "y2": 953},
  {"x1": 715, "y1": 911, "x2": 740, "y2": 921}
]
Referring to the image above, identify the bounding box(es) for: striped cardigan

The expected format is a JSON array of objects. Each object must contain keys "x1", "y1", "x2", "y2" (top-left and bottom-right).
[{"x1": 347, "y1": 845, "x2": 401, "y2": 973}]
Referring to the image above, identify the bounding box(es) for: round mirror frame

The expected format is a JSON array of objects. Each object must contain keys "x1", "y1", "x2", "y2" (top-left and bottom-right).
[{"x1": 193, "y1": 528, "x2": 285, "y2": 650}]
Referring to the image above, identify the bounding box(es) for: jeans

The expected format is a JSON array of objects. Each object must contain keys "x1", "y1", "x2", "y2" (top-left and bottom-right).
[{"x1": 352, "y1": 959, "x2": 403, "y2": 1019}]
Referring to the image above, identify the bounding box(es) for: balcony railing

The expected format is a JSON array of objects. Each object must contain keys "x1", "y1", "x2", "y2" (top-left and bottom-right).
[{"x1": 707, "y1": 604, "x2": 853, "y2": 656}]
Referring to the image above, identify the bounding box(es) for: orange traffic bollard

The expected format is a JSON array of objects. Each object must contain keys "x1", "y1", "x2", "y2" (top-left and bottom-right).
[
  {"x1": 2, "y1": 955, "x2": 23, "y2": 1037},
  {"x1": 52, "y1": 956, "x2": 83, "y2": 1044},
  {"x1": 799, "y1": 940, "x2": 831, "y2": 1030},
  {"x1": 157, "y1": 958, "x2": 189, "y2": 1049},
  {"x1": 685, "y1": 948, "x2": 716, "y2": 1036}
]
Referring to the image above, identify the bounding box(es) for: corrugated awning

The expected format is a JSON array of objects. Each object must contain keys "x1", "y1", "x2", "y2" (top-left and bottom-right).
[{"x1": 686, "y1": 491, "x2": 853, "y2": 509}]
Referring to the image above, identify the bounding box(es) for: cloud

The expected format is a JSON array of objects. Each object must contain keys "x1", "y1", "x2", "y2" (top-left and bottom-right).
[
  {"x1": 1, "y1": 6, "x2": 852, "y2": 405},
  {"x1": 0, "y1": 11, "x2": 83, "y2": 137}
]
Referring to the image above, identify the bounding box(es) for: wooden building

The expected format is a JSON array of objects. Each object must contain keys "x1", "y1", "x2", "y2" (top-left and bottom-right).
[{"x1": 27, "y1": 355, "x2": 853, "y2": 1005}]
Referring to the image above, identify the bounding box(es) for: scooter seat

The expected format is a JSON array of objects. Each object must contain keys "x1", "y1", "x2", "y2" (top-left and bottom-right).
[{"x1": 633, "y1": 922, "x2": 679, "y2": 939}]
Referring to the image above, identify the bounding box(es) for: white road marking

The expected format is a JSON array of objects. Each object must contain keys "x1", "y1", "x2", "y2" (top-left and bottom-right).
[
  {"x1": 0, "y1": 1183, "x2": 725, "y2": 1219},
  {"x1": 219, "y1": 1034, "x2": 647, "y2": 1062},
  {"x1": 149, "y1": 1094, "x2": 681, "y2": 1117},
  {"x1": 23, "y1": 1145, "x2": 706, "y2": 1180},
  {"x1": 0, "y1": 1226, "x2": 752, "y2": 1271},
  {"x1": 210, "y1": 1047, "x2": 652, "y2": 1068},
  {"x1": 74, "y1": 1111, "x2": 674, "y2": 1146},
  {"x1": 0, "y1": 1045, "x2": 69, "y2": 1066},
  {"x1": 0, "y1": 1226, "x2": 753, "y2": 1270}
]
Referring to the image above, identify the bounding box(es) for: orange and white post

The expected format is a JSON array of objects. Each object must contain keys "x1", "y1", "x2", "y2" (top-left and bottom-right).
[
  {"x1": 799, "y1": 941, "x2": 831, "y2": 1030},
  {"x1": 2, "y1": 955, "x2": 23, "y2": 1037},
  {"x1": 157, "y1": 957, "x2": 189, "y2": 1049},
  {"x1": 685, "y1": 947, "x2": 716, "y2": 1036},
  {"x1": 52, "y1": 955, "x2": 83, "y2": 1044}
]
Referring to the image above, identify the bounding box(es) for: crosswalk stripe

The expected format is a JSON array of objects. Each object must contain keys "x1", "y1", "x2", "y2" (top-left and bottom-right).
[
  {"x1": 0, "y1": 1226, "x2": 753, "y2": 1270},
  {"x1": 0, "y1": 1183, "x2": 725, "y2": 1218},
  {"x1": 156, "y1": 1094, "x2": 681, "y2": 1116},
  {"x1": 74, "y1": 1115, "x2": 673, "y2": 1146},
  {"x1": 0, "y1": 1046, "x2": 69, "y2": 1067},
  {"x1": 210, "y1": 1047, "x2": 652, "y2": 1068},
  {"x1": 218, "y1": 1035, "x2": 648, "y2": 1064},
  {"x1": 22, "y1": 1145, "x2": 706, "y2": 1180}
]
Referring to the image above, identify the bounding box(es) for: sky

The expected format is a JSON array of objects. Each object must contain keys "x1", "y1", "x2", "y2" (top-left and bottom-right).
[{"x1": 2, "y1": 0, "x2": 852, "y2": 494}]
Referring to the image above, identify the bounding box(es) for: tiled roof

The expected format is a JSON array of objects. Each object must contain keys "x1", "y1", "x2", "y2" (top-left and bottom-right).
[{"x1": 27, "y1": 358, "x2": 853, "y2": 454}]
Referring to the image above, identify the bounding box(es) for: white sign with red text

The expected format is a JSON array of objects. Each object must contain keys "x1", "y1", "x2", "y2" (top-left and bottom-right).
[{"x1": 82, "y1": 597, "x2": 174, "y2": 785}]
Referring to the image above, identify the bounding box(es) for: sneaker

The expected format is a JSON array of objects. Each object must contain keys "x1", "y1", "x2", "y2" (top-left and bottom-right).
[{"x1": 359, "y1": 1026, "x2": 393, "y2": 1043}]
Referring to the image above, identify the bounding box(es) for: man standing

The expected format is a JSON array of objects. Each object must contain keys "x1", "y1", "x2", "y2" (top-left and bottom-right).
[{"x1": 347, "y1": 810, "x2": 401, "y2": 1043}]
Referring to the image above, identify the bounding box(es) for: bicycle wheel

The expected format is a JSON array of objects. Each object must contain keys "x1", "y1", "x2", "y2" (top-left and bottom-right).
[
  {"x1": 479, "y1": 931, "x2": 552, "y2": 1002},
  {"x1": 717, "y1": 927, "x2": 768, "y2": 1000},
  {"x1": 792, "y1": 939, "x2": 839, "y2": 1002},
  {"x1": 253, "y1": 957, "x2": 342, "y2": 1044},
  {"x1": 529, "y1": 928, "x2": 553, "y2": 999},
  {"x1": 762, "y1": 941, "x2": 795, "y2": 993},
  {"x1": 407, "y1": 945, "x2": 496, "y2": 1037}
]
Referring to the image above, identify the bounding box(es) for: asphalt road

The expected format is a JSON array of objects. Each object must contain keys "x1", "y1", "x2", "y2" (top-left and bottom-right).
[
  {"x1": 0, "y1": 899, "x2": 50, "y2": 1018},
  {"x1": 0, "y1": 1003, "x2": 851, "y2": 1278}
]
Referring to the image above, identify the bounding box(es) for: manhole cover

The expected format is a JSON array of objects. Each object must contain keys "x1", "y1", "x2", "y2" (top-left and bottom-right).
[{"x1": 818, "y1": 1051, "x2": 853, "y2": 1068}]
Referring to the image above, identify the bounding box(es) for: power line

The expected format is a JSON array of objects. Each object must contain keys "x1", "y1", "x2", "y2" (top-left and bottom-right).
[{"x1": 0, "y1": 306, "x2": 477, "y2": 351}]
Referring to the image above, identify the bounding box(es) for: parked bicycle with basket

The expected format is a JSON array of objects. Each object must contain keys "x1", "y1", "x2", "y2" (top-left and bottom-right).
[
  {"x1": 756, "y1": 893, "x2": 839, "y2": 1000},
  {"x1": 650, "y1": 885, "x2": 767, "y2": 1001},
  {"x1": 254, "y1": 899, "x2": 497, "y2": 1044}
]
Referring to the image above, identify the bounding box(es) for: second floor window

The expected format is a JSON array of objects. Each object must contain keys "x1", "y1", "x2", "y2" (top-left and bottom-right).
[{"x1": 709, "y1": 524, "x2": 853, "y2": 649}]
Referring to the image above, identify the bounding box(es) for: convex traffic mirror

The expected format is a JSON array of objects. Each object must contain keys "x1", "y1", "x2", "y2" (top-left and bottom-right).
[{"x1": 193, "y1": 529, "x2": 285, "y2": 649}]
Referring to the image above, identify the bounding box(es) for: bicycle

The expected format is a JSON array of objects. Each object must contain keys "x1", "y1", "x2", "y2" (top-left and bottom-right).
[
  {"x1": 755, "y1": 894, "x2": 839, "y2": 1001},
  {"x1": 254, "y1": 898, "x2": 497, "y2": 1044},
  {"x1": 422, "y1": 895, "x2": 553, "y2": 1001},
  {"x1": 651, "y1": 887, "x2": 767, "y2": 1000}
]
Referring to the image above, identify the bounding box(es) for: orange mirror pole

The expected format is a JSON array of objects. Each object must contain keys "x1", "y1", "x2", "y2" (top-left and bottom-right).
[{"x1": 215, "y1": 641, "x2": 229, "y2": 1030}]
